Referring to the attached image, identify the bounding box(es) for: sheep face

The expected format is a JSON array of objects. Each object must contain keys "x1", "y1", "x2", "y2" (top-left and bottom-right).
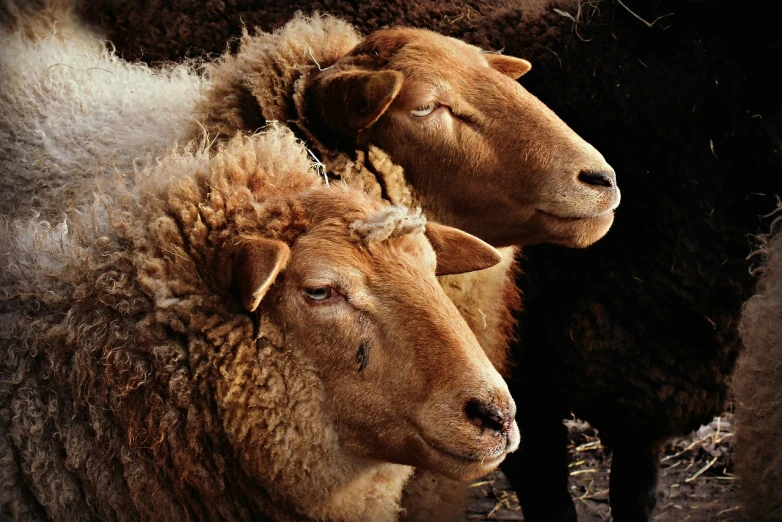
[
  {"x1": 232, "y1": 187, "x2": 519, "y2": 482},
  {"x1": 308, "y1": 28, "x2": 620, "y2": 249}
]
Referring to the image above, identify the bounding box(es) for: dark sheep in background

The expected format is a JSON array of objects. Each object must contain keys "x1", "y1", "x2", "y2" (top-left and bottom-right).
[
  {"x1": 76, "y1": 0, "x2": 552, "y2": 65},
  {"x1": 499, "y1": 3, "x2": 780, "y2": 520},
  {"x1": 72, "y1": 0, "x2": 782, "y2": 520},
  {"x1": 734, "y1": 210, "x2": 782, "y2": 522}
]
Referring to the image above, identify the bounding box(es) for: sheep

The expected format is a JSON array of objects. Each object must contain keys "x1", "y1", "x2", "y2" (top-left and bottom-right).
[
  {"x1": 0, "y1": 125, "x2": 522, "y2": 522},
  {"x1": 0, "y1": 0, "x2": 204, "y2": 217},
  {"x1": 76, "y1": 0, "x2": 782, "y2": 520},
  {"x1": 734, "y1": 209, "x2": 782, "y2": 522}
]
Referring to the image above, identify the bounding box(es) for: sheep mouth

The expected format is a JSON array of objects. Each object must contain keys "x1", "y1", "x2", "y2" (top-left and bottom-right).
[
  {"x1": 428, "y1": 444, "x2": 508, "y2": 479},
  {"x1": 409, "y1": 420, "x2": 516, "y2": 478},
  {"x1": 536, "y1": 208, "x2": 615, "y2": 223},
  {"x1": 422, "y1": 435, "x2": 510, "y2": 466}
]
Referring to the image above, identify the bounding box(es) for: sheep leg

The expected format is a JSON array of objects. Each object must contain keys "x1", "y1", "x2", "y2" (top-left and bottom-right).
[
  {"x1": 500, "y1": 414, "x2": 576, "y2": 522},
  {"x1": 608, "y1": 442, "x2": 660, "y2": 522}
]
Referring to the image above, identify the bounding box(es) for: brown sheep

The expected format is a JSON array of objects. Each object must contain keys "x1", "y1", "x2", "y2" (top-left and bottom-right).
[
  {"x1": 193, "y1": 13, "x2": 618, "y2": 250},
  {"x1": 0, "y1": 126, "x2": 520, "y2": 521}
]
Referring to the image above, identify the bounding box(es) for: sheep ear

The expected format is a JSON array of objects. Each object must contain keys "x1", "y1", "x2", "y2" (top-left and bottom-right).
[
  {"x1": 233, "y1": 239, "x2": 291, "y2": 312},
  {"x1": 311, "y1": 69, "x2": 403, "y2": 136},
  {"x1": 485, "y1": 54, "x2": 532, "y2": 79},
  {"x1": 424, "y1": 223, "x2": 503, "y2": 276}
]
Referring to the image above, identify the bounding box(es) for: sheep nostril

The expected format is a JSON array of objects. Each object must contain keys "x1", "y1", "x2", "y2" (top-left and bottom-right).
[
  {"x1": 578, "y1": 169, "x2": 616, "y2": 188},
  {"x1": 465, "y1": 399, "x2": 509, "y2": 435}
]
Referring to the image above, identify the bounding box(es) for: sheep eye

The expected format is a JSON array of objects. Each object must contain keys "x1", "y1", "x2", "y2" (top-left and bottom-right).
[
  {"x1": 410, "y1": 102, "x2": 437, "y2": 118},
  {"x1": 303, "y1": 287, "x2": 340, "y2": 302}
]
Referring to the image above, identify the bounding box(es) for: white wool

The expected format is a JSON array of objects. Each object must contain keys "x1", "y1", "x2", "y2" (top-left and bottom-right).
[{"x1": 0, "y1": 10, "x2": 205, "y2": 216}]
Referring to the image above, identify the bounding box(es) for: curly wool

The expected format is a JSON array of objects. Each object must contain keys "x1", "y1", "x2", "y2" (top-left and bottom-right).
[
  {"x1": 187, "y1": 11, "x2": 387, "y2": 196},
  {"x1": 350, "y1": 206, "x2": 426, "y2": 244},
  {"x1": 734, "y1": 209, "x2": 782, "y2": 521},
  {"x1": 0, "y1": 1, "x2": 205, "y2": 217},
  {"x1": 0, "y1": 127, "x2": 417, "y2": 522}
]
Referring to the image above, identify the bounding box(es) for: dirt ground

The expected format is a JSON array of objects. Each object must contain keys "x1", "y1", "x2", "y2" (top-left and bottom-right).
[{"x1": 464, "y1": 413, "x2": 743, "y2": 522}]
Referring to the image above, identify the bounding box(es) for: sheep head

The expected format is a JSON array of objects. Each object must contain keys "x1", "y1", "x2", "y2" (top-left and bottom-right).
[
  {"x1": 306, "y1": 27, "x2": 620, "y2": 249},
  {"x1": 222, "y1": 186, "x2": 518, "y2": 487}
]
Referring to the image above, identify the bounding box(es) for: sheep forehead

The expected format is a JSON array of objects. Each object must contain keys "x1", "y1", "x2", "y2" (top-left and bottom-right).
[
  {"x1": 385, "y1": 43, "x2": 507, "y2": 110},
  {"x1": 299, "y1": 206, "x2": 431, "y2": 259},
  {"x1": 349, "y1": 205, "x2": 427, "y2": 245},
  {"x1": 290, "y1": 206, "x2": 435, "y2": 290},
  {"x1": 290, "y1": 229, "x2": 435, "y2": 306},
  {"x1": 291, "y1": 238, "x2": 367, "y2": 287},
  {"x1": 302, "y1": 188, "x2": 427, "y2": 245},
  {"x1": 388, "y1": 33, "x2": 487, "y2": 77},
  {"x1": 356, "y1": 27, "x2": 486, "y2": 80}
]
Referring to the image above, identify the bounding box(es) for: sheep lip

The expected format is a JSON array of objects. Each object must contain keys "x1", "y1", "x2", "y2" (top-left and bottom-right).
[
  {"x1": 536, "y1": 208, "x2": 614, "y2": 222},
  {"x1": 422, "y1": 435, "x2": 508, "y2": 465}
]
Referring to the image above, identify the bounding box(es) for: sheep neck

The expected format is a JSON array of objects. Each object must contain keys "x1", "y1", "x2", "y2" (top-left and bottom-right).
[{"x1": 287, "y1": 72, "x2": 419, "y2": 211}]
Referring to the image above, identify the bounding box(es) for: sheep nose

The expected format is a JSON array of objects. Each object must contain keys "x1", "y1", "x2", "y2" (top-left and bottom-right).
[
  {"x1": 465, "y1": 399, "x2": 515, "y2": 436},
  {"x1": 578, "y1": 169, "x2": 616, "y2": 189}
]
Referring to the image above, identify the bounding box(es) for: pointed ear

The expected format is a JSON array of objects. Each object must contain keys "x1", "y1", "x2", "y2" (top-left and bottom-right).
[
  {"x1": 233, "y1": 238, "x2": 290, "y2": 312},
  {"x1": 424, "y1": 222, "x2": 503, "y2": 276},
  {"x1": 310, "y1": 68, "x2": 404, "y2": 136},
  {"x1": 485, "y1": 54, "x2": 532, "y2": 79}
]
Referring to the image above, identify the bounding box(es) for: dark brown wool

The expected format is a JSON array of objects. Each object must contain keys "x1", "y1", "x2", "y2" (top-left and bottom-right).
[{"x1": 734, "y1": 210, "x2": 782, "y2": 521}]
